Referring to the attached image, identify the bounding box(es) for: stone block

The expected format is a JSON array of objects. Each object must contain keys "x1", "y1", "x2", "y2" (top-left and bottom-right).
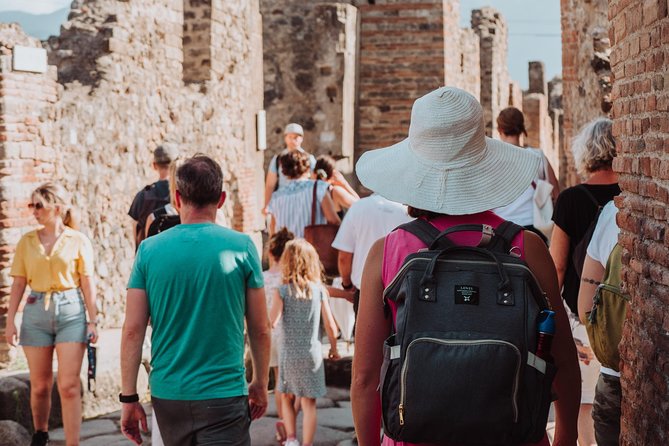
[
  {"x1": 317, "y1": 407, "x2": 354, "y2": 431},
  {"x1": 0, "y1": 420, "x2": 31, "y2": 445},
  {"x1": 0, "y1": 376, "x2": 31, "y2": 431},
  {"x1": 48, "y1": 419, "x2": 118, "y2": 442},
  {"x1": 11, "y1": 373, "x2": 66, "y2": 430}
]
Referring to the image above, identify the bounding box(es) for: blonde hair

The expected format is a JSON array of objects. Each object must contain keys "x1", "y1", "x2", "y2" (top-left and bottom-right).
[
  {"x1": 168, "y1": 157, "x2": 184, "y2": 207},
  {"x1": 571, "y1": 118, "x2": 616, "y2": 177},
  {"x1": 31, "y1": 182, "x2": 79, "y2": 230},
  {"x1": 280, "y1": 239, "x2": 323, "y2": 300}
]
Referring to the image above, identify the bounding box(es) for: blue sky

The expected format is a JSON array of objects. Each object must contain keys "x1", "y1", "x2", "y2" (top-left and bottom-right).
[
  {"x1": 0, "y1": 0, "x2": 562, "y2": 90},
  {"x1": 0, "y1": 0, "x2": 69, "y2": 14},
  {"x1": 460, "y1": 0, "x2": 562, "y2": 89}
]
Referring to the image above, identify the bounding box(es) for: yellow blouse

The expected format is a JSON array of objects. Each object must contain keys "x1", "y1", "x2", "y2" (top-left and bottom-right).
[{"x1": 10, "y1": 227, "x2": 94, "y2": 292}]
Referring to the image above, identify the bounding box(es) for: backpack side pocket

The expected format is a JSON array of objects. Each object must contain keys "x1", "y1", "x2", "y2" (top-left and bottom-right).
[
  {"x1": 380, "y1": 336, "x2": 403, "y2": 438},
  {"x1": 515, "y1": 355, "x2": 556, "y2": 442}
]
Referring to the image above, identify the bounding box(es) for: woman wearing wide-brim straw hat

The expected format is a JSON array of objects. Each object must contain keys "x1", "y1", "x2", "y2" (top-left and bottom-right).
[{"x1": 350, "y1": 87, "x2": 580, "y2": 446}]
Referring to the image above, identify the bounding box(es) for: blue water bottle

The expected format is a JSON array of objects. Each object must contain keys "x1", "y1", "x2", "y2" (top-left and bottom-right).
[{"x1": 536, "y1": 310, "x2": 556, "y2": 362}]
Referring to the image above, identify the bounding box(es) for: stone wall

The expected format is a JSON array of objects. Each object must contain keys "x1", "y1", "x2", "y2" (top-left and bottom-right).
[
  {"x1": 443, "y1": 0, "x2": 481, "y2": 100},
  {"x1": 472, "y1": 7, "x2": 509, "y2": 138},
  {"x1": 183, "y1": 0, "x2": 212, "y2": 84},
  {"x1": 261, "y1": 1, "x2": 358, "y2": 173},
  {"x1": 560, "y1": 0, "x2": 611, "y2": 186},
  {"x1": 607, "y1": 0, "x2": 669, "y2": 443},
  {"x1": 522, "y1": 62, "x2": 561, "y2": 175},
  {"x1": 0, "y1": 0, "x2": 264, "y2": 364}
]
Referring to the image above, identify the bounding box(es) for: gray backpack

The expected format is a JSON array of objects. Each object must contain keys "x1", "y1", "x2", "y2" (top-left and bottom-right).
[{"x1": 380, "y1": 219, "x2": 555, "y2": 445}]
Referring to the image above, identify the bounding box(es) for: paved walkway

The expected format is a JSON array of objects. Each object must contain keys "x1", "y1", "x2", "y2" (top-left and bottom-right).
[
  {"x1": 47, "y1": 387, "x2": 357, "y2": 446},
  {"x1": 47, "y1": 387, "x2": 555, "y2": 445}
]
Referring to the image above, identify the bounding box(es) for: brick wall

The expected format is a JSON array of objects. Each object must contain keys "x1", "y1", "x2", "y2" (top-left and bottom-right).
[
  {"x1": 608, "y1": 0, "x2": 669, "y2": 443},
  {"x1": 0, "y1": 25, "x2": 59, "y2": 363},
  {"x1": 0, "y1": 1, "x2": 264, "y2": 365},
  {"x1": 560, "y1": 0, "x2": 611, "y2": 187},
  {"x1": 357, "y1": 0, "x2": 449, "y2": 161}
]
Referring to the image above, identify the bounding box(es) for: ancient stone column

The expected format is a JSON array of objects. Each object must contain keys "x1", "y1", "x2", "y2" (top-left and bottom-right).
[{"x1": 471, "y1": 7, "x2": 510, "y2": 138}]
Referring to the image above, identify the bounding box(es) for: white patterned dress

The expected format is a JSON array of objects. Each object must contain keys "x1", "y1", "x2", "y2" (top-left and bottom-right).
[
  {"x1": 277, "y1": 282, "x2": 328, "y2": 398},
  {"x1": 263, "y1": 269, "x2": 283, "y2": 368}
]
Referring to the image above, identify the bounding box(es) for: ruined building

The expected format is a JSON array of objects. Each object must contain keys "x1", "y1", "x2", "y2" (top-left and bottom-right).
[
  {"x1": 0, "y1": 0, "x2": 565, "y2": 367},
  {"x1": 261, "y1": 0, "x2": 562, "y2": 189},
  {"x1": 0, "y1": 0, "x2": 265, "y2": 364}
]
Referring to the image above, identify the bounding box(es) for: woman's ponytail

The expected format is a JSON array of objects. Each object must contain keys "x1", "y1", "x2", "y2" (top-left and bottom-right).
[{"x1": 62, "y1": 207, "x2": 80, "y2": 230}]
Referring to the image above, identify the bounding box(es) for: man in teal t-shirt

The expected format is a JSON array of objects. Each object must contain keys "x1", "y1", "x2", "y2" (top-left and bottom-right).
[{"x1": 120, "y1": 155, "x2": 270, "y2": 446}]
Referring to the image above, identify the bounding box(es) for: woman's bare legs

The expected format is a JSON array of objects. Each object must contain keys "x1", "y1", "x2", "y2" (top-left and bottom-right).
[
  {"x1": 282, "y1": 393, "x2": 298, "y2": 440},
  {"x1": 55, "y1": 342, "x2": 86, "y2": 446},
  {"x1": 23, "y1": 346, "x2": 55, "y2": 432},
  {"x1": 301, "y1": 397, "x2": 317, "y2": 445}
]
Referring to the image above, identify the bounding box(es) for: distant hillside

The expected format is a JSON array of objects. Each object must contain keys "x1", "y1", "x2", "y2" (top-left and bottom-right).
[{"x1": 0, "y1": 7, "x2": 69, "y2": 40}]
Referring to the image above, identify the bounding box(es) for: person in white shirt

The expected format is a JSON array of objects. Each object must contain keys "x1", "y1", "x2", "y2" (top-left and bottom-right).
[
  {"x1": 263, "y1": 123, "x2": 317, "y2": 215},
  {"x1": 576, "y1": 200, "x2": 621, "y2": 446},
  {"x1": 331, "y1": 194, "x2": 412, "y2": 315},
  {"x1": 492, "y1": 107, "x2": 559, "y2": 243}
]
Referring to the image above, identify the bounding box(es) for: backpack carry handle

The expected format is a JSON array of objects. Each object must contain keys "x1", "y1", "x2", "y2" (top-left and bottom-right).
[
  {"x1": 420, "y1": 246, "x2": 515, "y2": 306},
  {"x1": 429, "y1": 224, "x2": 494, "y2": 250}
]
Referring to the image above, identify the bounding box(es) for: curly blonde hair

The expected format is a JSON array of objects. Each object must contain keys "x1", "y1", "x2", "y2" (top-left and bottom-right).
[
  {"x1": 571, "y1": 118, "x2": 616, "y2": 177},
  {"x1": 280, "y1": 239, "x2": 323, "y2": 300}
]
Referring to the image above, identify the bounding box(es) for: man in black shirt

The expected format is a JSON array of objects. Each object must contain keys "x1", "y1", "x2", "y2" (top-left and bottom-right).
[{"x1": 128, "y1": 144, "x2": 179, "y2": 249}]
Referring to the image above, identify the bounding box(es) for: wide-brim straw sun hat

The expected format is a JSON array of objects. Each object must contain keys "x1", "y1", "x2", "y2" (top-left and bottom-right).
[{"x1": 356, "y1": 87, "x2": 541, "y2": 215}]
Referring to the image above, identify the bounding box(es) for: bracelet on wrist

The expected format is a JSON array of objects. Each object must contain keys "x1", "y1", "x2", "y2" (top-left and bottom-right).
[
  {"x1": 342, "y1": 282, "x2": 354, "y2": 291},
  {"x1": 119, "y1": 393, "x2": 139, "y2": 403}
]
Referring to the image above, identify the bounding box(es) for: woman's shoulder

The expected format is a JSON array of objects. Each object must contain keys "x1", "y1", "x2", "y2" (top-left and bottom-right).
[
  {"x1": 16, "y1": 229, "x2": 38, "y2": 247},
  {"x1": 62, "y1": 226, "x2": 86, "y2": 238}
]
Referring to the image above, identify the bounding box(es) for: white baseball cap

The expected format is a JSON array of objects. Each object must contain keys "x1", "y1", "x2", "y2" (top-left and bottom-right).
[{"x1": 284, "y1": 123, "x2": 304, "y2": 136}]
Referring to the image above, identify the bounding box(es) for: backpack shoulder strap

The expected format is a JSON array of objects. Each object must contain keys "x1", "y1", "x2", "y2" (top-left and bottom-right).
[
  {"x1": 396, "y1": 219, "x2": 440, "y2": 247},
  {"x1": 487, "y1": 220, "x2": 524, "y2": 253},
  {"x1": 577, "y1": 184, "x2": 600, "y2": 209}
]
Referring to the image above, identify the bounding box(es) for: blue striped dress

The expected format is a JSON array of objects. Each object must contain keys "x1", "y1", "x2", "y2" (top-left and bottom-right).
[{"x1": 268, "y1": 179, "x2": 330, "y2": 238}]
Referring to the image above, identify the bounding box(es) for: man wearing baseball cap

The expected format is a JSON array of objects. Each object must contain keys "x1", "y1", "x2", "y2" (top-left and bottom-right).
[
  {"x1": 263, "y1": 123, "x2": 317, "y2": 216},
  {"x1": 128, "y1": 143, "x2": 179, "y2": 249}
]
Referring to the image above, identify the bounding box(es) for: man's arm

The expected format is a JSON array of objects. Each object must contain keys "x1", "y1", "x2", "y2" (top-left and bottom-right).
[
  {"x1": 120, "y1": 288, "x2": 150, "y2": 445},
  {"x1": 338, "y1": 250, "x2": 355, "y2": 289},
  {"x1": 246, "y1": 287, "x2": 271, "y2": 420},
  {"x1": 264, "y1": 171, "x2": 278, "y2": 212}
]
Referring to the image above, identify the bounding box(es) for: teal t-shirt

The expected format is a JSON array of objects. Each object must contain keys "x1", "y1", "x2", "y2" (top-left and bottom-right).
[{"x1": 127, "y1": 223, "x2": 264, "y2": 400}]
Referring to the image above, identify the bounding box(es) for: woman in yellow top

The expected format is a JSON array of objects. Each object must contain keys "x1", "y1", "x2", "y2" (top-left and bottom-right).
[{"x1": 4, "y1": 182, "x2": 98, "y2": 446}]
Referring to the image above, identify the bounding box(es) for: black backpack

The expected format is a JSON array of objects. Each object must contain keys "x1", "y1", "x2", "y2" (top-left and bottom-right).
[
  {"x1": 380, "y1": 219, "x2": 556, "y2": 445},
  {"x1": 133, "y1": 182, "x2": 170, "y2": 247},
  {"x1": 146, "y1": 208, "x2": 180, "y2": 238}
]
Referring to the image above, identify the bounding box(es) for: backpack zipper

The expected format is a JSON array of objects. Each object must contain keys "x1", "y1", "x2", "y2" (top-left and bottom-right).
[{"x1": 398, "y1": 337, "x2": 522, "y2": 425}]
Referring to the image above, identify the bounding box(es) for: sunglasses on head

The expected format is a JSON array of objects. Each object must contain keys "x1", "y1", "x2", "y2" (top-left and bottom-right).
[{"x1": 28, "y1": 202, "x2": 45, "y2": 210}]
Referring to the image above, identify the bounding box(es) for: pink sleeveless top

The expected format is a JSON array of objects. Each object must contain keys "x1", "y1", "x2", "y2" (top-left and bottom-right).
[{"x1": 380, "y1": 212, "x2": 549, "y2": 446}]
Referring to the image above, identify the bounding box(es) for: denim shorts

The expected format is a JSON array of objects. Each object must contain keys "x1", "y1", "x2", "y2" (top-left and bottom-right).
[{"x1": 20, "y1": 289, "x2": 87, "y2": 347}]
